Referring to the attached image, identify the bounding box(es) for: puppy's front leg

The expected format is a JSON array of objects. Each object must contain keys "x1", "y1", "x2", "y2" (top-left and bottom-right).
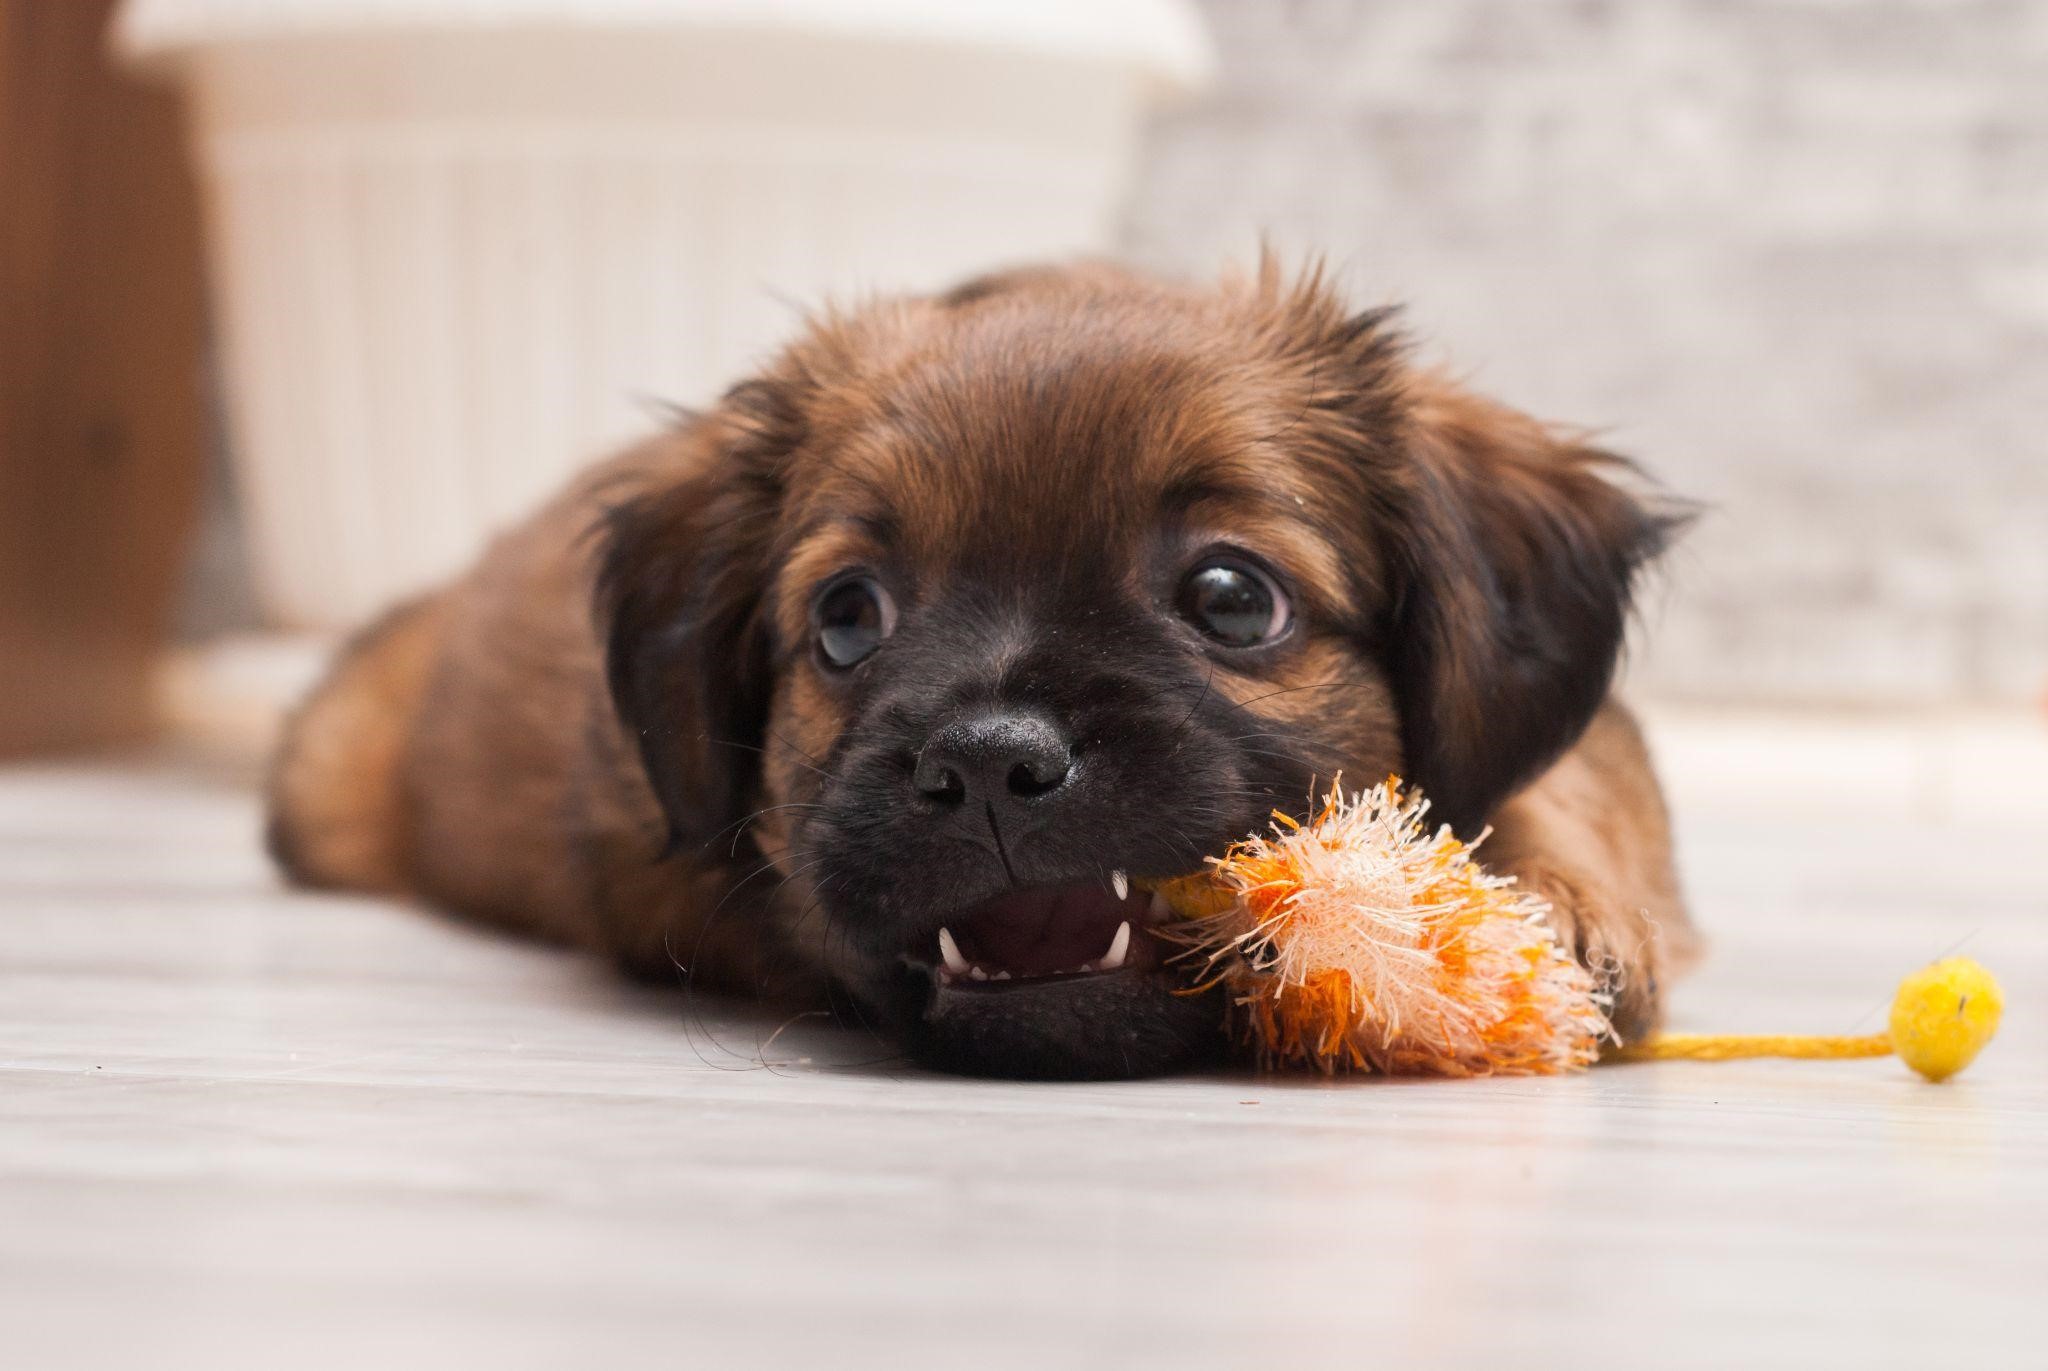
[{"x1": 1480, "y1": 703, "x2": 1698, "y2": 1045}]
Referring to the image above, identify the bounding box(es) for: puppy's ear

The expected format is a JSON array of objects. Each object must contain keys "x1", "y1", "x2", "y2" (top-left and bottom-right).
[
  {"x1": 1383, "y1": 377, "x2": 1683, "y2": 837},
  {"x1": 593, "y1": 380, "x2": 797, "y2": 856}
]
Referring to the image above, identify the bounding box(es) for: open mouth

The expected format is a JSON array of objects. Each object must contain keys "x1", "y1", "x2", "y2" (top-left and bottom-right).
[
  {"x1": 922, "y1": 871, "x2": 1169, "y2": 988},
  {"x1": 897, "y1": 870, "x2": 1222, "y2": 1080}
]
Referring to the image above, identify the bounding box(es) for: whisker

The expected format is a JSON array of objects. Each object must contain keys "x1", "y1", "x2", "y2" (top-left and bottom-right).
[
  {"x1": 766, "y1": 726, "x2": 827, "y2": 770},
  {"x1": 1167, "y1": 662, "x2": 1217, "y2": 753},
  {"x1": 674, "y1": 852, "x2": 833, "y2": 1070},
  {"x1": 696, "y1": 801, "x2": 830, "y2": 858},
  {"x1": 757, "y1": 879, "x2": 842, "y2": 1073},
  {"x1": 818, "y1": 877, "x2": 902, "y2": 1066},
  {"x1": 1232, "y1": 679, "x2": 1385, "y2": 710},
  {"x1": 1220, "y1": 730, "x2": 1350, "y2": 746},
  {"x1": 1234, "y1": 745, "x2": 1342, "y2": 770},
  {"x1": 706, "y1": 735, "x2": 832, "y2": 782},
  {"x1": 758, "y1": 1009, "x2": 833, "y2": 1072}
]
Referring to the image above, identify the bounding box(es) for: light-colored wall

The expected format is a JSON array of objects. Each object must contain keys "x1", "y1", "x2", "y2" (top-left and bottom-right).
[{"x1": 1124, "y1": 0, "x2": 2048, "y2": 705}]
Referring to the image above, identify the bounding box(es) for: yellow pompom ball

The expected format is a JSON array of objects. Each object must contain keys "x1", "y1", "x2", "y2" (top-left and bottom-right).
[{"x1": 1888, "y1": 956, "x2": 2003, "y2": 1082}]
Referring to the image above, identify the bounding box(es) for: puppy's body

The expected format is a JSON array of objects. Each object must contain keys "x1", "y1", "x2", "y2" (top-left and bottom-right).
[{"x1": 272, "y1": 263, "x2": 1696, "y2": 1078}]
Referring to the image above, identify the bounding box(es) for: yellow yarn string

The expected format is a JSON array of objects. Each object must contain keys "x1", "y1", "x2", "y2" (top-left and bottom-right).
[
  {"x1": 1617, "y1": 1032, "x2": 1892, "y2": 1063},
  {"x1": 1613, "y1": 958, "x2": 2003, "y2": 1082}
]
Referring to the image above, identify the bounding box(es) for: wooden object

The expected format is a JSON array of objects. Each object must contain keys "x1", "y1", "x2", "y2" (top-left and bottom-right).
[{"x1": 0, "y1": 0, "x2": 207, "y2": 753}]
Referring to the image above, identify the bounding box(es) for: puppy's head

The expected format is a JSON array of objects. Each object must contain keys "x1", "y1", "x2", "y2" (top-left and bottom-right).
[{"x1": 599, "y1": 263, "x2": 1678, "y2": 1079}]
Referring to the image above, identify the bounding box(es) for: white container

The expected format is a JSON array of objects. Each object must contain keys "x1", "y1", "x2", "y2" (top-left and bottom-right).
[{"x1": 118, "y1": 0, "x2": 1211, "y2": 629}]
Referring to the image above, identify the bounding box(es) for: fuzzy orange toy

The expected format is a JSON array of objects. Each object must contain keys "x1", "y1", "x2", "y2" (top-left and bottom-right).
[
  {"x1": 1152, "y1": 778, "x2": 1606, "y2": 1075},
  {"x1": 1151, "y1": 778, "x2": 2002, "y2": 1081}
]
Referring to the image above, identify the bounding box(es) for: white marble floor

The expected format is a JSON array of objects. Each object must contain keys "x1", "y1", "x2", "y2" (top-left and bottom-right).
[{"x1": 3, "y1": 710, "x2": 2045, "y2": 1370}]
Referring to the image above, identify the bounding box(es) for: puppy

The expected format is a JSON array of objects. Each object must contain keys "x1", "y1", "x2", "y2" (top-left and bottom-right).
[{"x1": 269, "y1": 260, "x2": 1697, "y2": 1080}]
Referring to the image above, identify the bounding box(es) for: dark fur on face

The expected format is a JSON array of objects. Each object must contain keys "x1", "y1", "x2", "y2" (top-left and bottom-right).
[{"x1": 589, "y1": 261, "x2": 1681, "y2": 1079}]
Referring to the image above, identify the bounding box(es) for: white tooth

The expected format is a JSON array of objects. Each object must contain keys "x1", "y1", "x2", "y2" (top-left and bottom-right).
[
  {"x1": 968, "y1": 965, "x2": 988, "y2": 982},
  {"x1": 991, "y1": 970, "x2": 1011, "y2": 981},
  {"x1": 1100, "y1": 920, "x2": 1131, "y2": 972},
  {"x1": 1110, "y1": 869, "x2": 1129, "y2": 901},
  {"x1": 1076, "y1": 961, "x2": 1096, "y2": 975},
  {"x1": 1148, "y1": 891, "x2": 1171, "y2": 921},
  {"x1": 938, "y1": 927, "x2": 970, "y2": 976}
]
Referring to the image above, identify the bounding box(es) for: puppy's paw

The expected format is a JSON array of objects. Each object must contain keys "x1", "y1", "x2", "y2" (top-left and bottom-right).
[
  {"x1": 1574, "y1": 922, "x2": 1665, "y2": 1048},
  {"x1": 1517, "y1": 867, "x2": 1673, "y2": 1047}
]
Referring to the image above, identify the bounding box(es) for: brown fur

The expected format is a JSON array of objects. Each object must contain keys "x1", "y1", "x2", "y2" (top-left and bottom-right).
[
  {"x1": 270, "y1": 260, "x2": 1696, "y2": 1067},
  {"x1": 268, "y1": 593, "x2": 451, "y2": 894}
]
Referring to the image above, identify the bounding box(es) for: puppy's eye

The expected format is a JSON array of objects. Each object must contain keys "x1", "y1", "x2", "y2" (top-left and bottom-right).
[
  {"x1": 814, "y1": 576, "x2": 897, "y2": 668},
  {"x1": 1176, "y1": 558, "x2": 1290, "y2": 647}
]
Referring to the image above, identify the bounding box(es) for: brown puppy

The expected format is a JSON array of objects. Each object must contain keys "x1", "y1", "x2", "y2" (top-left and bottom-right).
[{"x1": 269, "y1": 260, "x2": 1697, "y2": 1079}]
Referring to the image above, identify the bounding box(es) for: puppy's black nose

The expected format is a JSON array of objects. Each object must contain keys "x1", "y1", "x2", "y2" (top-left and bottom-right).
[{"x1": 913, "y1": 712, "x2": 1073, "y2": 807}]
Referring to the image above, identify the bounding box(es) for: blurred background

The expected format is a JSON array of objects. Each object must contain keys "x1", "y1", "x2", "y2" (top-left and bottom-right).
[{"x1": 4, "y1": 0, "x2": 2044, "y2": 763}]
